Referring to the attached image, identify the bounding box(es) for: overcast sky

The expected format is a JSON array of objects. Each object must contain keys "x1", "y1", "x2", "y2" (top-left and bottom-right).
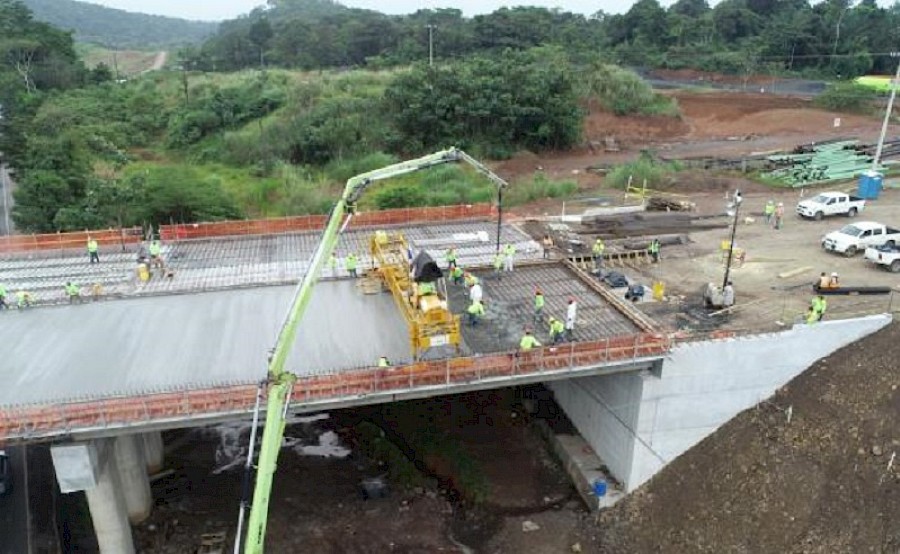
[{"x1": 86, "y1": 0, "x2": 893, "y2": 21}]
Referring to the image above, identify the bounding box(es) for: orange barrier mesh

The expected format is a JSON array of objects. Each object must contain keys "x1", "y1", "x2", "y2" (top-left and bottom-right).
[
  {"x1": 159, "y1": 204, "x2": 495, "y2": 242},
  {"x1": 0, "y1": 228, "x2": 143, "y2": 255},
  {"x1": 0, "y1": 333, "x2": 669, "y2": 442}
]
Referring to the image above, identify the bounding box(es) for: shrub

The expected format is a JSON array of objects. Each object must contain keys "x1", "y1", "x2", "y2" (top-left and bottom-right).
[
  {"x1": 506, "y1": 172, "x2": 578, "y2": 205},
  {"x1": 585, "y1": 63, "x2": 680, "y2": 117},
  {"x1": 605, "y1": 155, "x2": 679, "y2": 190},
  {"x1": 814, "y1": 82, "x2": 878, "y2": 113}
]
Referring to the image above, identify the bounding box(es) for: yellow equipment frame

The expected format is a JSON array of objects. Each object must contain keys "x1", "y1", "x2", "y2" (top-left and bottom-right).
[{"x1": 369, "y1": 230, "x2": 461, "y2": 359}]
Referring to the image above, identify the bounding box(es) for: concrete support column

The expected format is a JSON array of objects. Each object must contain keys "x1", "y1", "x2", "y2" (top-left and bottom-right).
[
  {"x1": 142, "y1": 431, "x2": 164, "y2": 474},
  {"x1": 114, "y1": 434, "x2": 152, "y2": 524},
  {"x1": 82, "y1": 443, "x2": 136, "y2": 554}
]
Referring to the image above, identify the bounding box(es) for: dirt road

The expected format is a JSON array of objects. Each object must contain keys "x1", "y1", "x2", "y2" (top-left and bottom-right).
[{"x1": 149, "y1": 51, "x2": 167, "y2": 71}]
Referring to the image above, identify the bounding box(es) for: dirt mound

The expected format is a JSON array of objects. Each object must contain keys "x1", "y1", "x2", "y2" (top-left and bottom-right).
[
  {"x1": 597, "y1": 322, "x2": 900, "y2": 553},
  {"x1": 585, "y1": 110, "x2": 689, "y2": 143}
]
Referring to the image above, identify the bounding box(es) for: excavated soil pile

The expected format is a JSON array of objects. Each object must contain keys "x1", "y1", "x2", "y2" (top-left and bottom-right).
[{"x1": 597, "y1": 322, "x2": 900, "y2": 554}]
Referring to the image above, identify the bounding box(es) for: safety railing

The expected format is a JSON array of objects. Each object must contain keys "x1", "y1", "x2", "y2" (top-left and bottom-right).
[
  {"x1": 0, "y1": 227, "x2": 143, "y2": 254},
  {"x1": 0, "y1": 332, "x2": 670, "y2": 442},
  {"x1": 159, "y1": 204, "x2": 496, "y2": 241}
]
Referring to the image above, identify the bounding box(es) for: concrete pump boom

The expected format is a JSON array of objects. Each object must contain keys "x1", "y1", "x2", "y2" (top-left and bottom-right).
[{"x1": 241, "y1": 148, "x2": 507, "y2": 553}]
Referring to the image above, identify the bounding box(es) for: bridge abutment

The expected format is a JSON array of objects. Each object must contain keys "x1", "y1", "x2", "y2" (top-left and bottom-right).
[
  {"x1": 115, "y1": 434, "x2": 153, "y2": 523},
  {"x1": 550, "y1": 315, "x2": 891, "y2": 493}
]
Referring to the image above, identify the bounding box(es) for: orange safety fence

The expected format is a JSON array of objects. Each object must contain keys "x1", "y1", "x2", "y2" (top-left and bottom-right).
[
  {"x1": 0, "y1": 332, "x2": 669, "y2": 442},
  {"x1": 159, "y1": 204, "x2": 496, "y2": 242},
  {"x1": 0, "y1": 227, "x2": 143, "y2": 255}
]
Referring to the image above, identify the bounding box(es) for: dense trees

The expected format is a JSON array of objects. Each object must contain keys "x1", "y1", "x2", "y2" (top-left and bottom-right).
[{"x1": 192, "y1": 0, "x2": 900, "y2": 78}]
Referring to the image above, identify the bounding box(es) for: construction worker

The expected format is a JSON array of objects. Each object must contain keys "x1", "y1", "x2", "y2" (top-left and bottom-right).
[
  {"x1": 450, "y1": 265, "x2": 464, "y2": 285},
  {"x1": 592, "y1": 238, "x2": 605, "y2": 269},
  {"x1": 378, "y1": 356, "x2": 391, "y2": 368},
  {"x1": 16, "y1": 290, "x2": 33, "y2": 309},
  {"x1": 817, "y1": 272, "x2": 830, "y2": 289},
  {"x1": 467, "y1": 299, "x2": 485, "y2": 325},
  {"x1": 829, "y1": 272, "x2": 840, "y2": 288},
  {"x1": 648, "y1": 239, "x2": 661, "y2": 263},
  {"x1": 533, "y1": 289, "x2": 545, "y2": 325},
  {"x1": 327, "y1": 253, "x2": 338, "y2": 278},
  {"x1": 87, "y1": 237, "x2": 100, "y2": 264},
  {"x1": 503, "y1": 243, "x2": 516, "y2": 272},
  {"x1": 763, "y1": 200, "x2": 775, "y2": 224},
  {"x1": 345, "y1": 253, "x2": 358, "y2": 278},
  {"x1": 812, "y1": 294, "x2": 827, "y2": 321},
  {"x1": 464, "y1": 272, "x2": 479, "y2": 289},
  {"x1": 542, "y1": 235, "x2": 554, "y2": 259},
  {"x1": 0, "y1": 283, "x2": 7, "y2": 310},
  {"x1": 65, "y1": 282, "x2": 81, "y2": 304},
  {"x1": 445, "y1": 248, "x2": 458, "y2": 269},
  {"x1": 805, "y1": 306, "x2": 818, "y2": 325},
  {"x1": 519, "y1": 329, "x2": 541, "y2": 351},
  {"x1": 774, "y1": 202, "x2": 785, "y2": 230},
  {"x1": 149, "y1": 240, "x2": 164, "y2": 269},
  {"x1": 565, "y1": 298, "x2": 578, "y2": 340},
  {"x1": 493, "y1": 252, "x2": 504, "y2": 276},
  {"x1": 418, "y1": 281, "x2": 436, "y2": 296},
  {"x1": 548, "y1": 317, "x2": 566, "y2": 344},
  {"x1": 722, "y1": 281, "x2": 735, "y2": 308},
  {"x1": 469, "y1": 281, "x2": 483, "y2": 304}
]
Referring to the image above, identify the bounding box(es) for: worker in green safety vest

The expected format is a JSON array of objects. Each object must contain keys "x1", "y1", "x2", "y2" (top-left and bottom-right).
[
  {"x1": 648, "y1": 238, "x2": 661, "y2": 263},
  {"x1": 378, "y1": 356, "x2": 391, "y2": 368},
  {"x1": 503, "y1": 244, "x2": 516, "y2": 272},
  {"x1": 450, "y1": 265, "x2": 464, "y2": 285},
  {"x1": 346, "y1": 253, "x2": 358, "y2": 278},
  {"x1": 519, "y1": 330, "x2": 541, "y2": 351},
  {"x1": 464, "y1": 272, "x2": 479, "y2": 288},
  {"x1": 811, "y1": 295, "x2": 827, "y2": 321},
  {"x1": 763, "y1": 200, "x2": 775, "y2": 224},
  {"x1": 149, "y1": 240, "x2": 164, "y2": 268},
  {"x1": 0, "y1": 283, "x2": 7, "y2": 310},
  {"x1": 533, "y1": 289, "x2": 545, "y2": 324},
  {"x1": 65, "y1": 282, "x2": 81, "y2": 304},
  {"x1": 445, "y1": 248, "x2": 458, "y2": 269},
  {"x1": 16, "y1": 290, "x2": 33, "y2": 309},
  {"x1": 592, "y1": 238, "x2": 605, "y2": 269},
  {"x1": 418, "y1": 281, "x2": 436, "y2": 296},
  {"x1": 493, "y1": 253, "x2": 504, "y2": 276},
  {"x1": 549, "y1": 317, "x2": 566, "y2": 344},
  {"x1": 467, "y1": 299, "x2": 485, "y2": 326},
  {"x1": 87, "y1": 237, "x2": 100, "y2": 264}
]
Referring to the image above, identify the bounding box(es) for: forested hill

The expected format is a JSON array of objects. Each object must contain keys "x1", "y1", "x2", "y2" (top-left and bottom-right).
[
  {"x1": 21, "y1": 0, "x2": 217, "y2": 49},
  {"x1": 194, "y1": 0, "x2": 900, "y2": 78}
]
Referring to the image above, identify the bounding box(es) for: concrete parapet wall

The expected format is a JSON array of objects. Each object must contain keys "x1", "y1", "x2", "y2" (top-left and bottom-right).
[{"x1": 551, "y1": 314, "x2": 892, "y2": 491}]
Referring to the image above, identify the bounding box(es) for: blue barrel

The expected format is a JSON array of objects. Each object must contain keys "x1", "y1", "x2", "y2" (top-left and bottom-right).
[
  {"x1": 593, "y1": 479, "x2": 607, "y2": 497},
  {"x1": 858, "y1": 170, "x2": 883, "y2": 200}
]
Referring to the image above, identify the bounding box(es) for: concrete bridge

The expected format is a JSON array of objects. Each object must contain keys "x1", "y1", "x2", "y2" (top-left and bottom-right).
[{"x1": 0, "y1": 207, "x2": 891, "y2": 553}]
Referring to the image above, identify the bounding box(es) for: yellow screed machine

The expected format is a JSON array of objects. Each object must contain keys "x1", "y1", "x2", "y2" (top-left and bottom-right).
[{"x1": 369, "y1": 230, "x2": 461, "y2": 359}]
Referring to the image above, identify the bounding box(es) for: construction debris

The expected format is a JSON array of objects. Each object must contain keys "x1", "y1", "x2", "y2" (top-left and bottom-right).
[{"x1": 646, "y1": 196, "x2": 695, "y2": 212}]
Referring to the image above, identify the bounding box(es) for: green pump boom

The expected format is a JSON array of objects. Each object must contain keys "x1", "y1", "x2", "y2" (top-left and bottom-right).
[{"x1": 241, "y1": 148, "x2": 507, "y2": 553}]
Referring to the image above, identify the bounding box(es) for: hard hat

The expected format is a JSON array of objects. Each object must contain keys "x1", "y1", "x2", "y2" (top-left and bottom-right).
[
  {"x1": 778, "y1": 202, "x2": 784, "y2": 206},
  {"x1": 831, "y1": 272, "x2": 838, "y2": 277}
]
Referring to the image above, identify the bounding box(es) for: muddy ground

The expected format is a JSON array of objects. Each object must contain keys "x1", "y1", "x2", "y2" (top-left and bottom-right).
[
  {"x1": 131, "y1": 389, "x2": 599, "y2": 554},
  {"x1": 596, "y1": 321, "x2": 900, "y2": 553}
]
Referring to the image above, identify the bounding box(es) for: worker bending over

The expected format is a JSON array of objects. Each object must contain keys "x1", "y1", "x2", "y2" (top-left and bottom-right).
[
  {"x1": 65, "y1": 282, "x2": 81, "y2": 304},
  {"x1": 519, "y1": 330, "x2": 541, "y2": 351},
  {"x1": 467, "y1": 300, "x2": 485, "y2": 326},
  {"x1": 548, "y1": 317, "x2": 566, "y2": 344},
  {"x1": 16, "y1": 290, "x2": 33, "y2": 309}
]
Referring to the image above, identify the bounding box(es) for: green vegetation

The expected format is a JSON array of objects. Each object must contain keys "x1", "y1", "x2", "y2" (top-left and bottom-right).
[
  {"x1": 22, "y1": 0, "x2": 216, "y2": 49},
  {"x1": 585, "y1": 63, "x2": 680, "y2": 117},
  {"x1": 76, "y1": 43, "x2": 161, "y2": 76},
  {"x1": 814, "y1": 82, "x2": 881, "y2": 114},
  {"x1": 191, "y1": 0, "x2": 900, "y2": 79},
  {"x1": 606, "y1": 154, "x2": 681, "y2": 190},
  {"x1": 506, "y1": 173, "x2": 578, "y2": 206}
]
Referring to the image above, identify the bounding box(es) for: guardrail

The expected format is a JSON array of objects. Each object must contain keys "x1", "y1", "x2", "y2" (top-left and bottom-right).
[{"x1": 0, "y1": 332, "x2": 670, "y2": 442}]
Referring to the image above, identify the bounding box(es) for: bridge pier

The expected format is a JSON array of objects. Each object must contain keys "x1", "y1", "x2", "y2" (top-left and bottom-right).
[
  {"x1": 50, "y1": 432, "x2": 159, "y2": 553},
  {"x1": 142, "y1": 431, "x2": 164, "y2": 474},
  {"x1": 115, "y1": 434, "x2": 153, "y2": 523}
]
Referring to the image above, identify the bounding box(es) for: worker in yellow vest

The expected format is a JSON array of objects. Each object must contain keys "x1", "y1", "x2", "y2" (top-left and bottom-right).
[
  {"x1": 533, "y1": 289, "x2": 545, "y2": 324},
  {"x1": 548, "y1": 317, "x2": 566, "y2": 344},
  {"x1": 467, "y1": 299, "x2": 485, "y2": 326},
  {"x1": 378, "y1": 356, "x2": 391, "y2": 368},
  {"x1": 149, "y1": 240, "x2": 164, "y2": 269},
  {"x1": 65, "y1": 282, "x2": 81, "y2": 304},
  {"x1": 592, "y1": 238, "x2": 605, "y2": 269},
  {"x1": 16, "y1": 290, "x2": 33, "y2": 309},
  {"x1": 345, "y1": 253, "x2": 358, "y2": 278},
  {"x1": 519, "y1": 330, "x2": 541, "y2": 351},
  {"x1": 87, "y1": 237, "x2": 100, "y2": 264}
]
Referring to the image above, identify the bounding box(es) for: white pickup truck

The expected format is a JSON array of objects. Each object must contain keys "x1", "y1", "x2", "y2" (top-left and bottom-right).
[
  {"x1": 864, "y1": 244, "x2": 900, "y2": 273},
  {"x1": 822, "y1": 221, "x2": 900, "y2": 256},
  {"x1": 796, "y1": 192, "x2": 866, "y2": 220}
]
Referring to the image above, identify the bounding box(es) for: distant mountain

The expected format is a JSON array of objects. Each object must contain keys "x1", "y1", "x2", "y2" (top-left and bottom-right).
[{"x1": 21, "y1": 0, "x2": 218, "y2": 49}]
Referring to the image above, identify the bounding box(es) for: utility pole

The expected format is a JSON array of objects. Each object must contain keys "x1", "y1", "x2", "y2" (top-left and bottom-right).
[
  {"x1": 722, "y1": 190, "x2": 742, "y2": 290},
  {"x1": 872, "y1": 53, "x2": 900, "y2": 171},
  {"x1": 426, "y1": 24, "x2": 436, "y2": 67}
]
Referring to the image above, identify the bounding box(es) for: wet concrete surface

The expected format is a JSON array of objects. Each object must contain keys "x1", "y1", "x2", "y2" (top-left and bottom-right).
[{"x1": 0, "y1": 279, "x2": 412, "y2": 406}]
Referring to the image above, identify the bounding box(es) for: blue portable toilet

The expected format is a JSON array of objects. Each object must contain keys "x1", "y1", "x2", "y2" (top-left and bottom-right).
[{"x1": 858, "y1": 170, "x2": 883, "y2": 200}]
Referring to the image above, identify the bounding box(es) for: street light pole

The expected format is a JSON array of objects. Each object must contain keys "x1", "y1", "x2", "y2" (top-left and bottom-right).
[
  {"x1": 872, "y1": 53, "x2": 900, "y2": 171},
  {"x1": 426, "y1": 25, "x2": 435, "y2": 67},
  {"x1": 722, "y1": 190, "x2": 742, "y2": 290}
]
